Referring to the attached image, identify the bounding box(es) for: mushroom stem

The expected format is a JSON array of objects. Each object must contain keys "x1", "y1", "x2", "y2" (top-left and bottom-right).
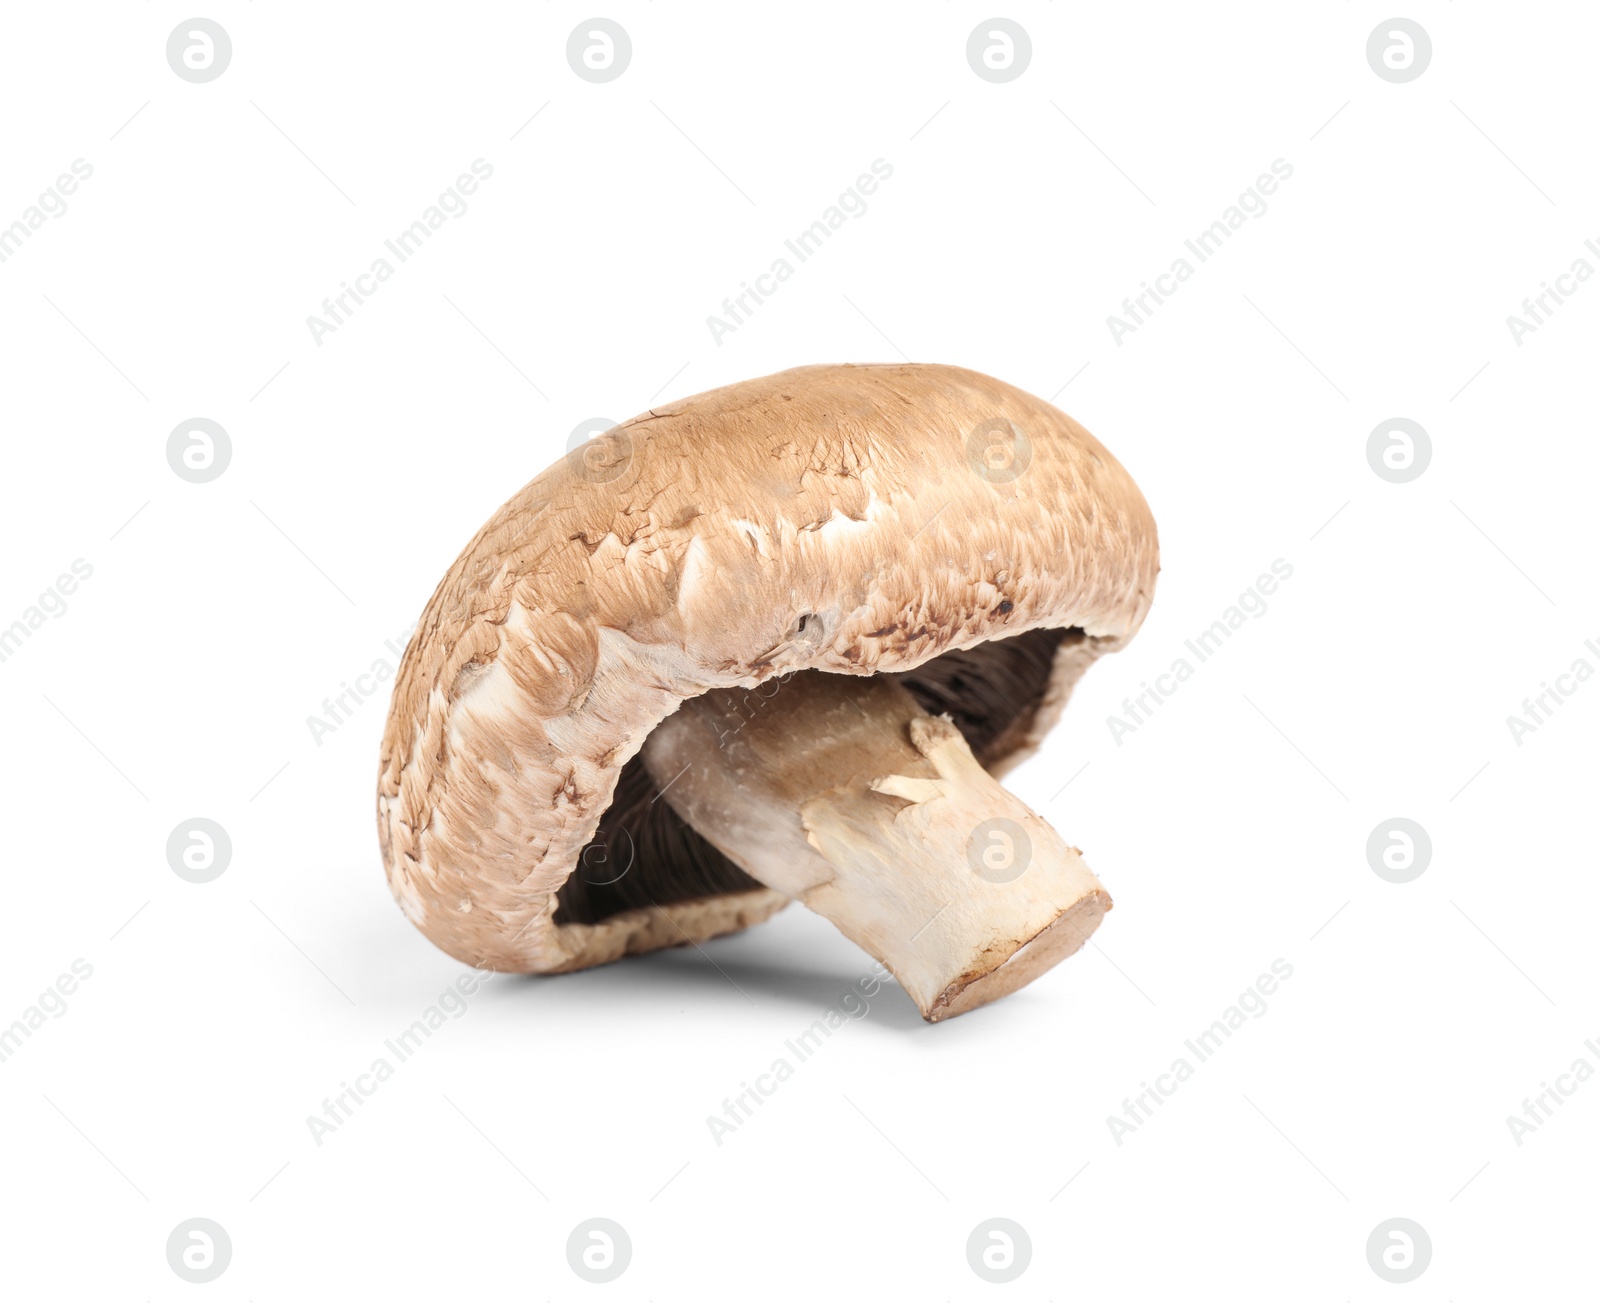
[{"x1": 639, "y1": 669, "x2": 1110, "y2": 1021}]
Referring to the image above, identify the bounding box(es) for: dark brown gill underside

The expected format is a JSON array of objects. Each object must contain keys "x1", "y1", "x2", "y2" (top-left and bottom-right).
[{"x1": 552, "y1": 625, "x2": 1078, "y2": 927}]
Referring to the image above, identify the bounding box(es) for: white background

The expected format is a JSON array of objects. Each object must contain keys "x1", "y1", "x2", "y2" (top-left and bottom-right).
[{"x1": 2, "y1": 3, "x2": 1596, "y2": 1298}]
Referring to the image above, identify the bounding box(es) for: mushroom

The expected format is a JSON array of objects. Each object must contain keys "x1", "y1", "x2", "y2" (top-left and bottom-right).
[{"x1": 378, "y1": 363, "x2": 1158, "y2": 1020}]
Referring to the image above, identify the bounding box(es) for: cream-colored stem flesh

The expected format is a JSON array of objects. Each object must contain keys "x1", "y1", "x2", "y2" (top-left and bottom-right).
[{"x1": 639, "y1": 670, "x2": 1110, "y2": 1021}]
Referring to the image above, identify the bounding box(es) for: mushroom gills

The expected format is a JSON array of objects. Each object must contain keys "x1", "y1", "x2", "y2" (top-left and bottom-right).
[
  {"x1": 553, "y1": 626, "x2": 1077, "y2": 928},
  {"x1": 639, "y1": 666, "x2": 1110, "y2": 1021}
]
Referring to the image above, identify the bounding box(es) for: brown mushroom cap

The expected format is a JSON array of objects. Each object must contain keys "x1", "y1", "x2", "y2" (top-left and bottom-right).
[{"x1": 377, "y1": 363, "x2": 1159, "y2": 973}]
